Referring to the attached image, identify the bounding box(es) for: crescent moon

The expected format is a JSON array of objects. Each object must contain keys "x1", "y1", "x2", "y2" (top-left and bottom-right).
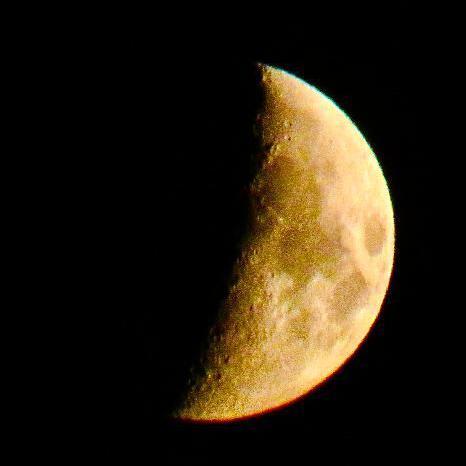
[{"x1": 174, "y1": 64, "x2": 395, "y2": 422}]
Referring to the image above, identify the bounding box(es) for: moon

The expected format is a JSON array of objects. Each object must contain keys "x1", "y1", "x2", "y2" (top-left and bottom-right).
[{"x1": 173, "y1": 64, "x2": 394, "y2": 422}]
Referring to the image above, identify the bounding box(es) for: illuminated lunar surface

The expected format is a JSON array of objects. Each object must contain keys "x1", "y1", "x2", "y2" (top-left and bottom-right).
[{"x1": 174, "y1": 64, "x2": 394, "y2": 422}]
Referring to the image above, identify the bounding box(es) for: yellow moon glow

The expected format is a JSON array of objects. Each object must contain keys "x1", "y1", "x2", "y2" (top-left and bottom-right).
[{"x1": 174, "y1": 64, "x2": 394, "y2": 422}]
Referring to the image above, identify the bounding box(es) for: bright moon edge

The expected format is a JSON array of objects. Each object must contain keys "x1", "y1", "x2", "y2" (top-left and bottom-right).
[{"x1": 173, "y1": 64, "x2": 395, "y2": 422}]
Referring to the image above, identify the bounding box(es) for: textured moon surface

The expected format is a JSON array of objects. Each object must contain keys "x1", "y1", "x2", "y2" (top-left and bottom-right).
[{"x1": 174, "y1": 64, "x2": 394, "y2": 422}]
